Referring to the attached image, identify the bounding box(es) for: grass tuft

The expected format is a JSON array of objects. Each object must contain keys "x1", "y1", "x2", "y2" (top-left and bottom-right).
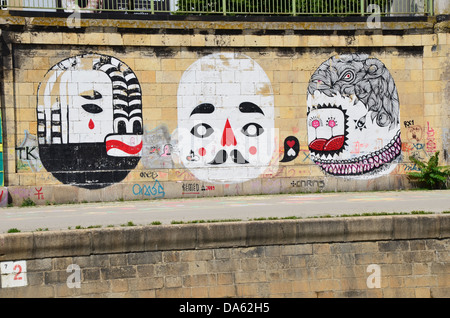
[{"x1": 21, "y1": 198, "x2": 36, "y2": 207}]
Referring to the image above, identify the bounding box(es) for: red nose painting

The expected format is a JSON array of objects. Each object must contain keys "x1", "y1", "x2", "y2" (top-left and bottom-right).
[
  {"x1": 221, "y1": 119, "x2": 237, "y2": 147},
  {"x1": 309, "y1": 135, "x2": 345, "y2": 152}
]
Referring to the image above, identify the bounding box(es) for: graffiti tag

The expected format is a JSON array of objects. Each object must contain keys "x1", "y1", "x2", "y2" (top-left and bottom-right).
[{"x1": 132, "y1": 180, "x2": 165, "y2": 199}]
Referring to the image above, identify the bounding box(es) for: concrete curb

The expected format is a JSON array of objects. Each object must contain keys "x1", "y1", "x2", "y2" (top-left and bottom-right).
[{"x1": 1, "y1": 214, "x2": 449, "y2": 261}]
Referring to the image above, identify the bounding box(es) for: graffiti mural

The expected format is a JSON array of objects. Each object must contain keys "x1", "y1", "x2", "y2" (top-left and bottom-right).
[
  {"x1": 36, "y1": 53, "x2": 143, "y2": 189},
  {"x1": 280, "y1": 136, "x2": 300, "y2": 162},
  {"x1": 16, "y1": 130, "x2": 44, "y2": 172},
  {"x1": 141, "y1": 124, "x2": 175, "y2": 169},
  {"x1": 306, "y1": 54, "x2": 401, "y2": 178},
  {"x1": 177, "y1": 52, "x2": 277, "y2": 184}
]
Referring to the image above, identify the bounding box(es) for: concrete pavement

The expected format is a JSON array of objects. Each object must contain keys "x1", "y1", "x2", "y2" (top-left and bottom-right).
[{"x1": 0, "y1": 189, "x2": 449, "y2": 233}]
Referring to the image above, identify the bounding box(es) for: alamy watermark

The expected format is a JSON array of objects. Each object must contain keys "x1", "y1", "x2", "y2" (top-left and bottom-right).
[
  {"x1": 66, "y1": 264, "x2": 81, "y2": 288},
  {"x1": 366, "y1": 4, "x2": 381, "y2": 29},
  {"x1": 366, "y1": 264, "x2": 381, "y2": 289},
  {"x1": 67, "y1": 5, "x2": 81, "y2": 29}
]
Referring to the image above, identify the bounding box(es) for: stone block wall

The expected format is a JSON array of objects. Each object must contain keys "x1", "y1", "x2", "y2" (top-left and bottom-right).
[
  {"x1": 0, "y1": 214, "x2": 449, "y2": 298},
  {"x1": 0, "y1": 13, "x2": 449, "y2": 205}
]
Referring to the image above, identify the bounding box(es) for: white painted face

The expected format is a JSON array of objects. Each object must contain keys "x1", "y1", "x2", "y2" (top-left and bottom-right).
[
  {"x1": 177, "y1": 53, "x2": 275, "y2": 184},
  {"x1": 61, "y1": 70, "x2": 114, "y2": 144},
  {"x1": 306, "y1": 54, "x2": 401, "y2": 178},
  {"x1": 307, "y1": 91, "x2": 398, "y2": 160}
]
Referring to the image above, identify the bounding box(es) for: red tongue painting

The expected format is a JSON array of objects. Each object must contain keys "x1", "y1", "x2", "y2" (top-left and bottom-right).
[
  {"x1": 106, "y1": 139, "x2": 143, "y2": 155},
  {"x1": 105, "y1": 135, "x2": 143, "y2": 157},
  {"x1": 309, "y1": 135, "x2": 345, "y2": 152}
]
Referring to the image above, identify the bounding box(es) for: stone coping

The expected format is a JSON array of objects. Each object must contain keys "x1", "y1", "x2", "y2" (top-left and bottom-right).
[
  {"x1": 0, "y1": 10, "x2": 441, "y2": 32},
  {"x1": 1, "y1": 214, "x2": 449, "y2": 261}
]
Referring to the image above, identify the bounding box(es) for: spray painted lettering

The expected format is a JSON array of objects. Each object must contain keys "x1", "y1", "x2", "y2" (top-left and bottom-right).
[
  {"x1": 426, "y1": 122, "x2": 437, "y2": 153},
  {"x1": 291, "y1": 180, "x2": 325, "y2": 189},
  {"x1": 132, "y1": 180, "x2": 165, "y2": 199}
]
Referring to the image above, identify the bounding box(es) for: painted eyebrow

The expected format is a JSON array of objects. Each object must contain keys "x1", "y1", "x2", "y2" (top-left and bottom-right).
[
  {"x1": 239, "y1": 102, "x2": 264, "y2": 115},
  {"x1": 190, "y1": 103, "x2": 215, "y2": 117}
]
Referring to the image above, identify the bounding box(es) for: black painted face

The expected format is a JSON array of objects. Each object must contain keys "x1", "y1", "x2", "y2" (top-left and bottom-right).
[{"x1": 37, "y1": 53, "x2": 143, "y2": 189}]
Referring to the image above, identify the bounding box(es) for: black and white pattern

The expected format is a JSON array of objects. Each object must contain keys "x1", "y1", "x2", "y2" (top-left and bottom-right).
[
  {"x1": 36, "y1": 53, "x2": 143, "y2": 189},
  {"x1": 307, "y1": 54, "x2": 401, "y2": 178}
]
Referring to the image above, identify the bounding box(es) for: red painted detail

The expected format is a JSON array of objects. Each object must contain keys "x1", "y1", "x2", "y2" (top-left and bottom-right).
[
  {"x1": 221, "y1": 119, "x2": 237, "y2": 147},
  {"x1": 309, "y1": 135, "x2": 345, "y2": 152},
  {"x1": 106, "y1": 139, "x2": 143, "y2": 155}
]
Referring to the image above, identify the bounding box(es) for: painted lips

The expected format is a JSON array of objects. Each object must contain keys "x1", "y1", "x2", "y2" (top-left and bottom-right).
[
  {"x1": 309, "y1": 135, "x2": 345, "y2": 152},
  {"x1": 105, "y1": 135, "x2": 143, "y2": 157}
]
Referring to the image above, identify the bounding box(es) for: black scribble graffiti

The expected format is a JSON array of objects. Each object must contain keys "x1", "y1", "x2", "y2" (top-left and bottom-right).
[{"x1": 142, "y1": 125, "x2": 175, "y2": 169}]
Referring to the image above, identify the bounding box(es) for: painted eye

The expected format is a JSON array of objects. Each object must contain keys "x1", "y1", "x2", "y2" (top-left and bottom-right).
[
  {"x1": 80, "y1": 90, "x2": 103, "y2": 114},
  {"x1": 342, "y1": 70, "x2": 355, "y2": 81},
  {"x1": 242, "y1": 123, "x2": 264, "y2": 137},
  {"x1": 191, "y1": 123, "x2": 214, "y2": 138},
  {"x1": 310, "y1": 117, "x2": 322, "y2": 129},
  {"x1": 80, "y1": 90, "x2": 102, "y2": 100},
  {"x1": 327, "y1": 117, "x2": 337, "y2": 128},
  {"x1": 82, "y1": 104, "x2": 103, "y2": 114}
]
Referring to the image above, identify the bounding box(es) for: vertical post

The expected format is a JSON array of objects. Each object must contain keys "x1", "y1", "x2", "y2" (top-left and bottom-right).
[
  {"x1": 360, "y1": 0, "x2": 365, "y2": 16},
  {"x1": 57, "y1": 0, "x2": 63, "y2": 12},
  {"x1": 223, "y1": 0, "x2": 226, "y2": 15},
  {"x1": 151, "y1": 0, "x2": 154, "y2": 14},
  {"x1": 292, "y1": 0, "x2": 296, "y2": 16}
]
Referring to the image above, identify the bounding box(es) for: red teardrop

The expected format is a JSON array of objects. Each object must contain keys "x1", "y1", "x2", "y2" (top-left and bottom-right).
[{"x1": 89, "y1": 119, "x2": 95, "y2": 130}]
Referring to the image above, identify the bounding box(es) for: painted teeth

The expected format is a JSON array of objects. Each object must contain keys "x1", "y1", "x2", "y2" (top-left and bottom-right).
[{"x1": 314, "y1": 131, "x2": 401, "y2": 176}]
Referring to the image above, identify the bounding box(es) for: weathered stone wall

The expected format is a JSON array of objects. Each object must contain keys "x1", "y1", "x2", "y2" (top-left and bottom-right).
[
  {"x1": 0, "y1": 214, "x2": 449, "y2": 298},
  {"x1": 0, "y1": 13, "x2": 449, "y2": 205}
]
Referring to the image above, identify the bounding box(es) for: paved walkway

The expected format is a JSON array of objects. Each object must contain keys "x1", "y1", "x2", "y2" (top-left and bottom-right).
[{"x1": 0, "y1": 189, "x2": 449, "y2": 233}]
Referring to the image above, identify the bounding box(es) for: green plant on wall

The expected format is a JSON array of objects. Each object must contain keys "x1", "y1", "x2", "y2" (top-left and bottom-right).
[{"x1": 407, "y1": 151, "x2": 450, "y2": 190}]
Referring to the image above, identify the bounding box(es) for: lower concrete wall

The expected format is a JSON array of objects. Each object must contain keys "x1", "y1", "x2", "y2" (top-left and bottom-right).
[
  {"x1": 0, "y1": 214, "x2": 449, "y2": 298},
  {"x1": 1, "y1": 173, "x2": 415, "y2": 207}
]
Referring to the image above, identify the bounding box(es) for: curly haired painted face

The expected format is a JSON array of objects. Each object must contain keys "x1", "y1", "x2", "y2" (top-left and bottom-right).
[{"x1": 306, "y1": 54, "x2": 401, "y2": 178}]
